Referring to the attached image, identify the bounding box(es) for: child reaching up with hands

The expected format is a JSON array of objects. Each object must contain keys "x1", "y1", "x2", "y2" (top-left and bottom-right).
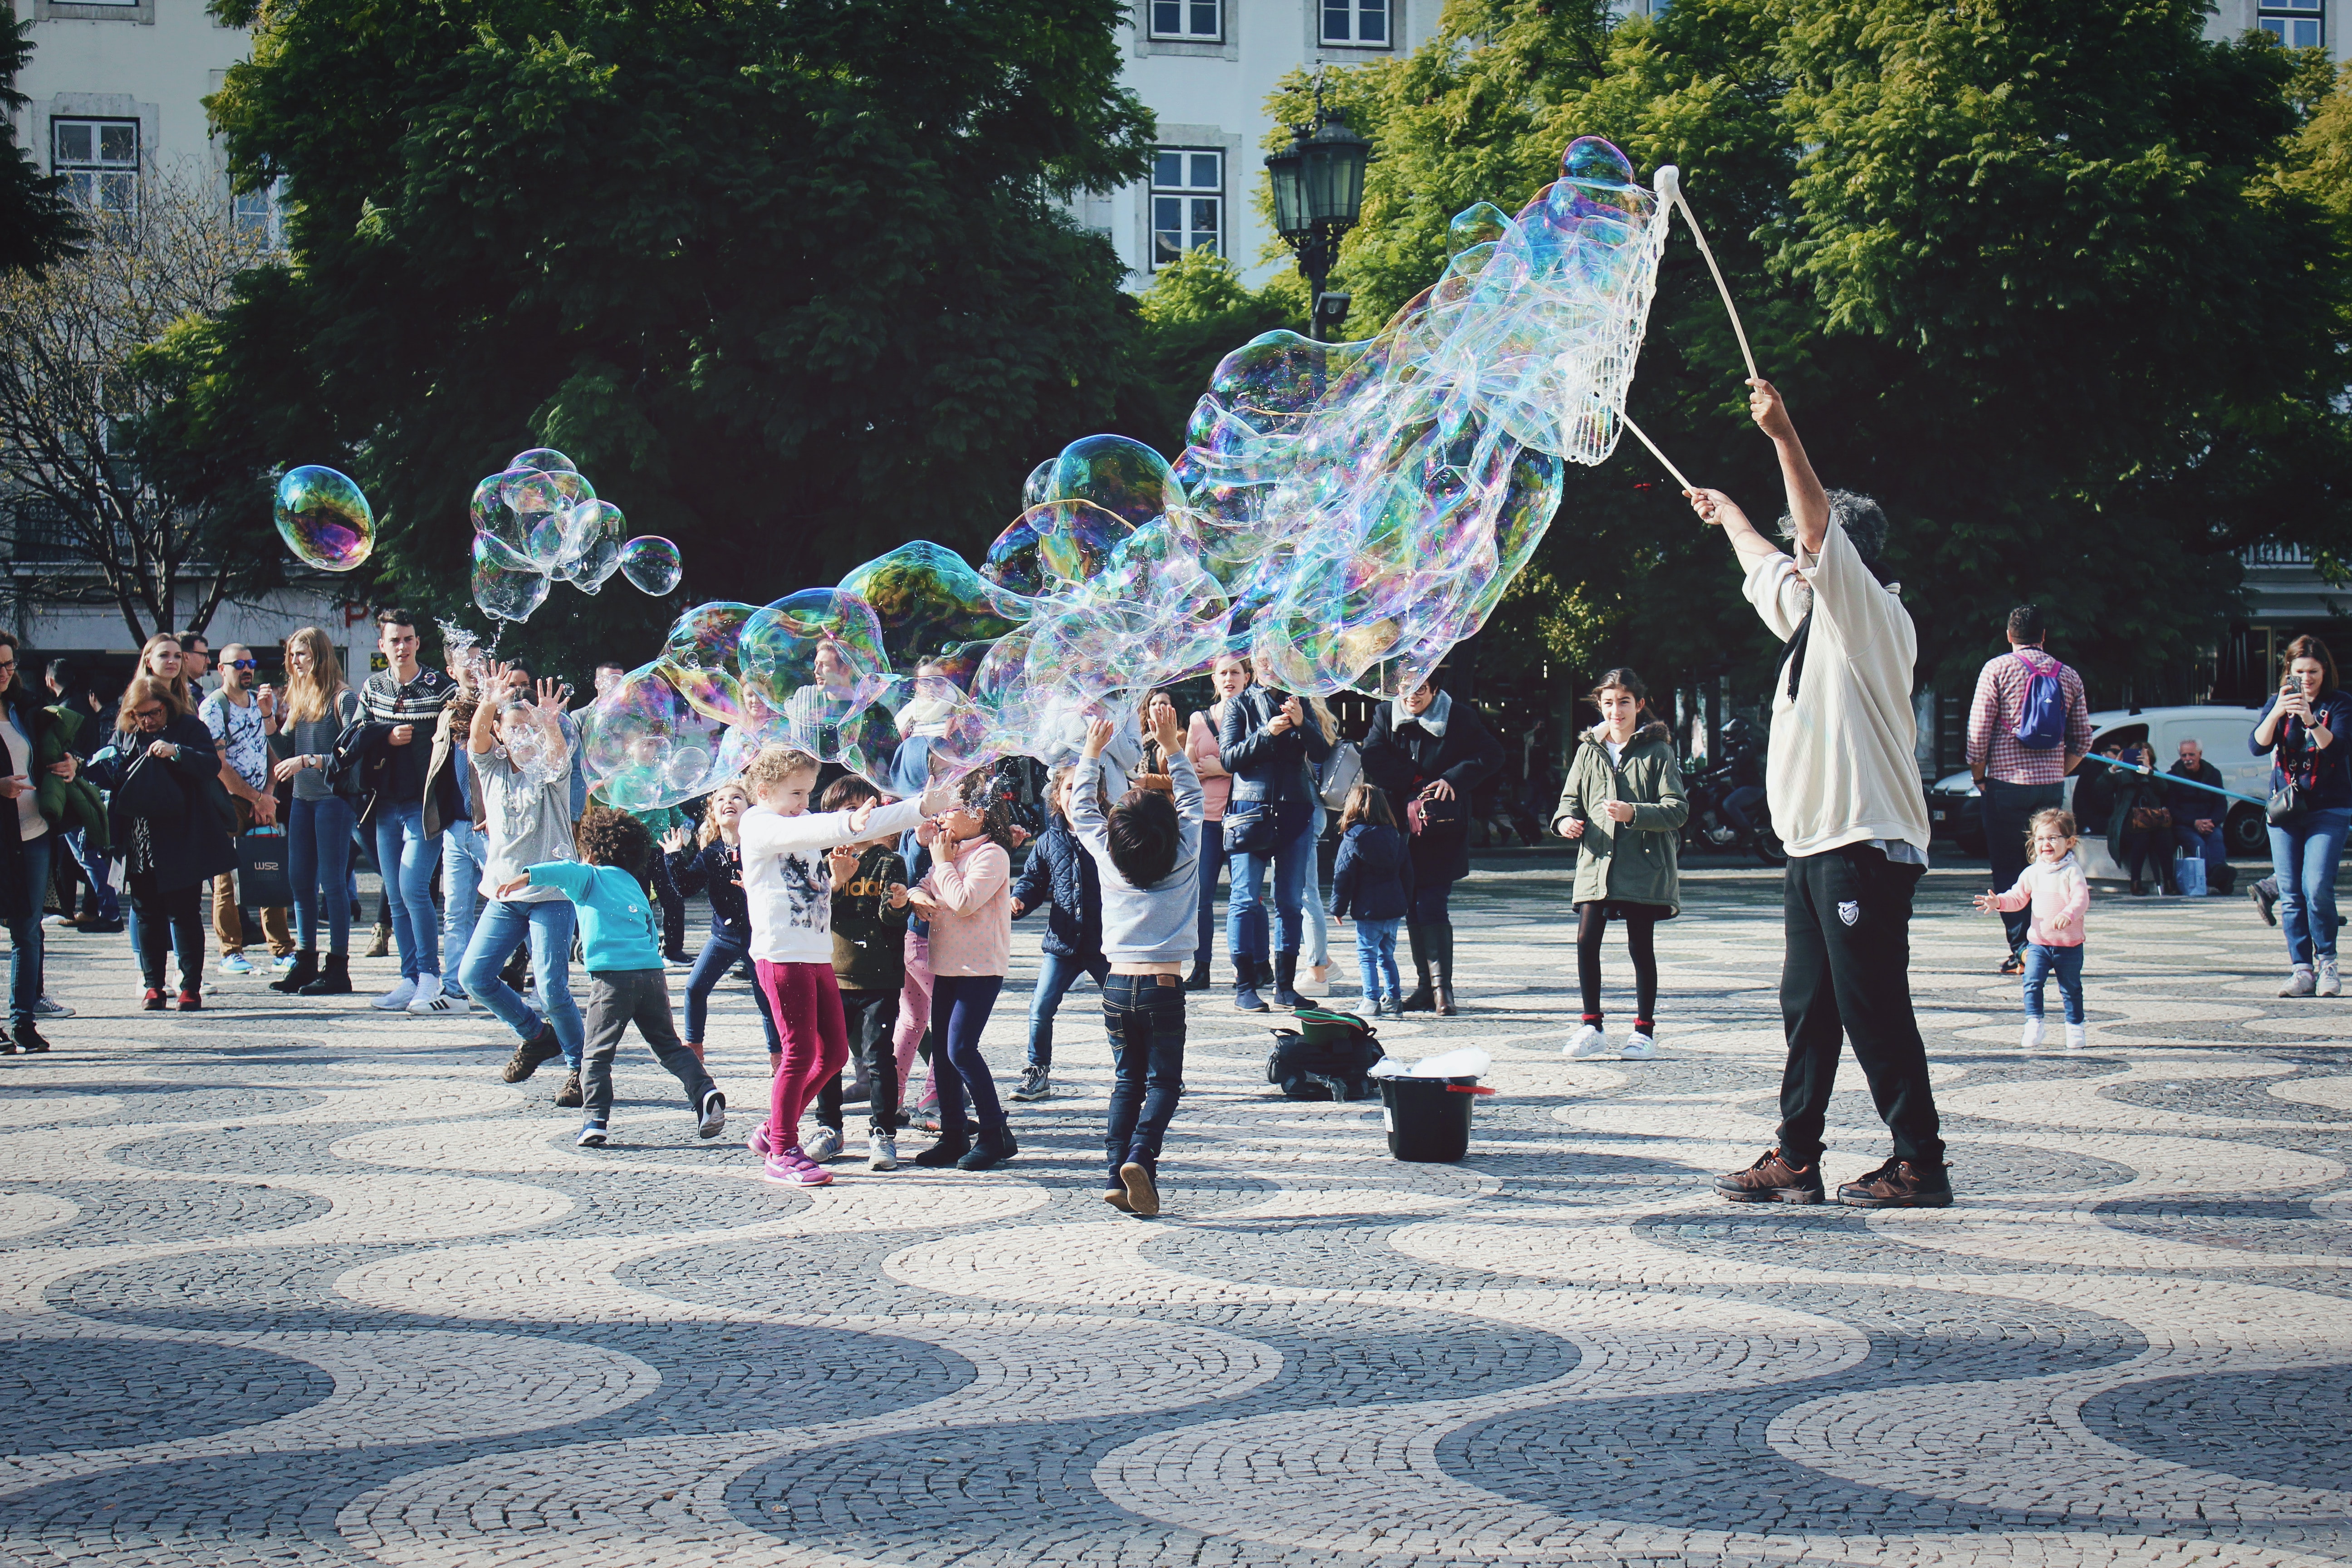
[
  {"x1": 812, "y1": 775, "x2": 913, "y2": 1171},
  {"x1": 1974, "y1": 807, "x2": 2091, "y2": 1050},
  {"x1": 736, "y1": 744, "x2": 949, "y2": 1186}
]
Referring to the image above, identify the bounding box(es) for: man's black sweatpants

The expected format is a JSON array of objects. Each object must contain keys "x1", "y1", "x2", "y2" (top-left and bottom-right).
[{"x1": 1777, "y1": 843, "x2": 1945, "y2": 1170}]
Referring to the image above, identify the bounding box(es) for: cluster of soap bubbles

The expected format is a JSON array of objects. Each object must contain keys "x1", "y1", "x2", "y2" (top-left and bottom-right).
[
  {"x1": 582, "y1": 138, "x2": 1671, "y2": 808},
  {"x1": 274, "y1": 466, "x2": 374, "y2": 572},
  {"x1": 469, "y1": 448, "x2": 683, "y2": 622}
]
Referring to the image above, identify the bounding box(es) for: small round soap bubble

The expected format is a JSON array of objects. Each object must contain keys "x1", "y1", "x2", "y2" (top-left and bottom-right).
[
  {"x1": 619, "y1": 536, "x2": 681, "y2": 595},
  {"x1": 274, "y1": 466, "x2": 373, "y2": 572}
]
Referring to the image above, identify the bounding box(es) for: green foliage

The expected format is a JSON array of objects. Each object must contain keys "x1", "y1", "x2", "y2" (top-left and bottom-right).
[
  {"x1": 173, "y1": 0, "x2": 1154, "y2": 671},
  {"x1": 1303, "y1": 0, "x2": 2352, "y2": 711},
  {"x1": 1125, "y1": 249, "x2": 1301, "y2": 455},
  {"x1": 0, "y1": 18, "x2": 83, "y2": 277}
]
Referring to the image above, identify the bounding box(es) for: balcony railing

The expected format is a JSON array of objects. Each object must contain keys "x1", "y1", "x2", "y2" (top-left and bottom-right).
[{"x1": 2240, "y1": 541, "x2": 2317, "y2": 567}]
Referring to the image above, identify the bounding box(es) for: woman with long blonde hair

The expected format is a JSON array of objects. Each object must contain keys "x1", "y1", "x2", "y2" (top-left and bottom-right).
[
  {"x1": 138, "y1": 633, "x2": 194, "y2": 715},
  {"x1": 265, "y1": 627, "x2": 363, "y2": 994}
]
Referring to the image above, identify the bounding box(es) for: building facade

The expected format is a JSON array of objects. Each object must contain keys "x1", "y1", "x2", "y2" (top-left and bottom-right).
[{"x1": 6, "y1": 1, "x2": 363, "y2": 687}]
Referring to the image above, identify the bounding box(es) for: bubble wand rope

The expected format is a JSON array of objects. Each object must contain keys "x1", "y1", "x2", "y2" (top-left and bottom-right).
[
  {"x1": 1615, "y1": 408, "x2": 1694, "y2": 493},
  {"x1": 1652, "y1": 167, "x2": 1758, "y2": 382}
]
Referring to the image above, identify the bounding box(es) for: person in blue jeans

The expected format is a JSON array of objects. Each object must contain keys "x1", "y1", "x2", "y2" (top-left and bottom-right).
[
  {"x1": 1220, "y1": 674, "x2": 1331, "y2": 1012},
  {"x1": 1067, "y1": 706, "x2": 1203, "y2": 1219},
  {"x1": 267, "y1": 627, "x2": 363, "y2": 996},
  {"x1": 349, "y1": 611, "x2": 458, "y2": 1011},
  {"x1": 1008, "y1": 764, "x2": 1107, "y2": 1102},
  {"x1": 0, "y1": 631, "x2": 74, "y2": 1051},
  {"x1": 2252, "y1": 634, "x2": 2352, "y2": 998},
  {"x1": 1327, "y1": 783, "x2": 1413, "y2": 1018},
  {"x1": 663, "y1": 780, "x2": 782, "y2": 1059},
  {"x1": 460, "y1": 666, "x2": 588, "y2": 1103}
]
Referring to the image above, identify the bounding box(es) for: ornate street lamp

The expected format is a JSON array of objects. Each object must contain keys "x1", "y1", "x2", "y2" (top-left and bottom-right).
[{"x1": 1264, "y1": 94, "x2": 1372, "y2": 342}]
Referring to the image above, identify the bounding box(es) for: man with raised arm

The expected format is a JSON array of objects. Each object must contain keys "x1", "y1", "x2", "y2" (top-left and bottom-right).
[{"x1": 1685, "y1": 379, "x2": 1950, "y2": 1210}]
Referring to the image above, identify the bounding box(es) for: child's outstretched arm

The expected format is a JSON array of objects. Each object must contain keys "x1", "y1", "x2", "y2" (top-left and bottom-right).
[{"x1": 500, "y1": 860, "x2": 593, "y2": 902}]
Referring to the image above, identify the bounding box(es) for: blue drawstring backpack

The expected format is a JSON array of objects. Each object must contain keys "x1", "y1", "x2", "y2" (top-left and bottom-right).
[{"x1": 2013, "y1": 649, "x2": 2067, "y2": 751}]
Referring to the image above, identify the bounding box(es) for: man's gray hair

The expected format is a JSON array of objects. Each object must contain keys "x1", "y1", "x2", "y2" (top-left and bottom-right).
[{"x1": 1778, "y1": 489, "x2": 1890, "y2": 566}]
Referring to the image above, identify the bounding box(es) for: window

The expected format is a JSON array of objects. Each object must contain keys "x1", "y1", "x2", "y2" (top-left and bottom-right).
[
  {"x1": 1150, "y1": 0, "x2": 1220, "y2": 39},
  {"x1": 2259, "y1": 0, "x2": 2323, "y2": 46},
  {"x1": 52, "y1": 119, "x2": 138, "y2": 213},
  {"x1": 1152, "y1": 149, "x2": 1223, "y2": 267},
  {"x1": 232, "y1": 178, "x2": 284, "y2": 245},
  {"x1": 1321, "y1": 0, "x2": 1389, "y2": 45}
]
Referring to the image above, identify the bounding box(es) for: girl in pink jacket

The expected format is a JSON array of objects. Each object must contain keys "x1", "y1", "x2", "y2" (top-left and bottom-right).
[
  {"x1": 904, "y1": 770, "x2": 1019, "y2": 1171},
  {"x1": 1974, "y1": 807, "x2": 2091, "y2": 1051}
]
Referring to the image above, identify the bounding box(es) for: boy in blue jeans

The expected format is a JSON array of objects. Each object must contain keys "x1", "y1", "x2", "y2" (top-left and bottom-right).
[
  {"x1": 1068, "y1": 705, "x2": 1203, "y2": 1218},
  {"x1": 498, "y1": 812, "x2": 725, "y2": 1148}
]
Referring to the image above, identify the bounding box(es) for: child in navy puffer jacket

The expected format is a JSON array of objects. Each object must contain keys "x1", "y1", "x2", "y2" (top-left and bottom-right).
[
  {"x1": 1007, "y1": 765, "x2": 1108, "y2": 1101},
  {"x1": 1328, "y1": 783, "x2": 1415, "y2": 1017}
]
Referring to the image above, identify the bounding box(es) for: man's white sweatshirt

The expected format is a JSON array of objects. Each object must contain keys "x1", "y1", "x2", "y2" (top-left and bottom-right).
[
  {"x1": 1742, "y1": 519, "x2": 1932, "y2": 860},
  {"x1": 737, "y1": 797, "x2": 927, "y2": 964}
]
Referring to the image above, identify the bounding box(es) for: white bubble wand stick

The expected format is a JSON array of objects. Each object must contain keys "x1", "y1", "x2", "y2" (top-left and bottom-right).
[{"x1": 1652, "y1": 166, "x2": 1758, "y2": 382}]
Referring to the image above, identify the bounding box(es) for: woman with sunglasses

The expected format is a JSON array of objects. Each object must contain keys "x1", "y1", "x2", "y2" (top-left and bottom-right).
[{"x1": 83, "y1": 676, "x2": 236, "y2": 1009}]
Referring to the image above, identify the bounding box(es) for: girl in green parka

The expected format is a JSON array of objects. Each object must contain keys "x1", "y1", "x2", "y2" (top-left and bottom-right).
[{"x1": 1550, "y1": 668, "x2": 1688, "y2": 1061}]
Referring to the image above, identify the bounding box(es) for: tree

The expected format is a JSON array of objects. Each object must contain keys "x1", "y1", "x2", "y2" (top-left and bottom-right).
[
  {"x1": 1124, "y1": 248, "x2": 1303, "y2": 455},
  {"x1": 175, "y1": 0, "x2": 1155, "y2": 669},
  {"x1": 0, "y1": 165, "x2": 279, "y2": 641},
  {"x1": 0, "y1": 16, "x2": 83, "y2": 278},
  {"x1": 1279, "y1": 0, "x2": 2352, "y2": 717}
]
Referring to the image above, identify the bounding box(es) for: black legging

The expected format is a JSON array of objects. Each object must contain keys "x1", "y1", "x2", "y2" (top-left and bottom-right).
[
  {"x1": 1575, "y1": 902, "x2": 1660, "y2": 1024},
  {"x1": 133, "y1": 882, "x2": 206, "y2": 994}
]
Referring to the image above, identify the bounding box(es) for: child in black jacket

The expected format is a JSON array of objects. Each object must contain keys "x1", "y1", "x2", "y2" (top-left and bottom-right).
[
  {"x1": 1328, "y1": 783, "x2": 1414, "y2": 1018},
  {"x1": 1007, "y1": 765, "x2": 1108, "y2": 1102},
  {"x1": 662, "y1": 781, "x2": 781, "y2": 1061},
  {"x1": 812, "y1": 774, "x2": 913, "y2": 1170}
]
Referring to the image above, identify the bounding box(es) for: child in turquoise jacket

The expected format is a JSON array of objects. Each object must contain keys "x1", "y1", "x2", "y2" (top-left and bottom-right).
[{"x1": 499, "y1": 811, "x2": 724, "y2": 1147}]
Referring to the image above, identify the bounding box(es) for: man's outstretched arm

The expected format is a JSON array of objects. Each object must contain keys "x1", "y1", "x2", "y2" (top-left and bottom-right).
[
  {"x1": 1686, "y1": 486, "x2": 1787, "y2": 572},
  {"x1": 1747, "y1": 378, "x2": 1828, "y2": 557}
]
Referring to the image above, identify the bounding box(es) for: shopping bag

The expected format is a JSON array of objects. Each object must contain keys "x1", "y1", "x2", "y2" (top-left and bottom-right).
[{"x1": 239, "y1": 826, "x2": 293, "y2": 907}]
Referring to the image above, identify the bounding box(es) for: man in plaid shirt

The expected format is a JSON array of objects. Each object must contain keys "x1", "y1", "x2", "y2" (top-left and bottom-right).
[{"x1": 1968, "y1": 605, "x2": 2092, "y2": 970}]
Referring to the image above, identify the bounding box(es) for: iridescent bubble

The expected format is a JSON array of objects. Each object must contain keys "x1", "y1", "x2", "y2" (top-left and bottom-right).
[
  {"x1": 600, "y1": 136, "x2": 1671, "y2": 765},
  {"x1": 619, "y1": 536, "x2": 681, "y2": 595},
  {"x1": 580, "y1": 662, "x2": 746, "y2": 810},
  {"x1": 471, "y1": 534, "x2": 550, "y2": 623},
  {"x1": 508, "y1": 447, "x2": 577, "y2": 474},
  {"x1": 1043, "y1": 434, "x2": 1184, "y2": 530},
  {"x1": 838, "y1": 541, "x2": 1030, "y2": 675},
  {"x1": 561, "y1": 499, "x2": 626, "y2": 592},
  {"x1": 469, "y1": 468, "x2": 539, "y2": 569},
  {"x1": 274, "y1": 466, "x2": 374, "y2": 572}
]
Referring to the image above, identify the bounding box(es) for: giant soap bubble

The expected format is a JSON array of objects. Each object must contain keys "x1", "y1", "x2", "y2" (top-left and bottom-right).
[
  {"x1": 274, "y1": 466, "x2": 373, "y2": 572},
  {"x1": 579, "y1": 137, "x2": 1675, "y2": 805},
  {"x1": 578, "y1": 662, "x2": 746, "y2": 811},
  {"x1": 619, "y1": 536, "x2": 681, "y2": 595}
]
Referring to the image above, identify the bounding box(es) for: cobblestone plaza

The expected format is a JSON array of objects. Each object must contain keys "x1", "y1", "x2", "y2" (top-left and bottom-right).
[{"x1": 1, "y1": 863, "x2": 2346, "y2": 1567}]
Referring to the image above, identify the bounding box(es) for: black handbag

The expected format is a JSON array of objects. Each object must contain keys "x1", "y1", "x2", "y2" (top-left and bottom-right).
[
  {"x1": 2268, "y1": 780, "x2": 2304, "y2": 827},
  {"x1": 1223, "y1": 799, "x2": 1278, "y2": 856}
]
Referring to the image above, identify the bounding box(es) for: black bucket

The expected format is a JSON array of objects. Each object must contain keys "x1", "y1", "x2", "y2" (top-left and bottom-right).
[{"x1": 1377, "y1": 1074, "x2": 1490, "y2": 1162}]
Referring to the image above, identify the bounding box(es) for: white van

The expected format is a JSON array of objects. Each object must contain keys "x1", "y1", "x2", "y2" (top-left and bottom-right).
[{"x1": 1927, "y1": 704, "x2": 2272, "y2": 875}]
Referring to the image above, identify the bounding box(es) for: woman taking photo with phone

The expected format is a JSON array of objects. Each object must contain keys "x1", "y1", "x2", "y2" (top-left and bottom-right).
[
  {"x1": 1220, "y1": 672, "x2": 1331, "y2": 1011},
  {"x1": 1362, "y1": 670, "x2": 1504, "y2": 1015},
  {"x1": 2253, "y1": 635, "x2": 2352, "y2": 997}
]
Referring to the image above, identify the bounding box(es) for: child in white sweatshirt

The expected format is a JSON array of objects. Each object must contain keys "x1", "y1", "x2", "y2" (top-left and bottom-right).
[
  {"x1": 1974, "y1": 807, "x2": 2091, "y2": 1050},
  {"x1": 735, "y1": 744, "x2": 944, "y2": 1186}
]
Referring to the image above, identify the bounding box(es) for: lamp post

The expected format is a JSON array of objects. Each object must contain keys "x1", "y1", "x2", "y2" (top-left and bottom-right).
[{"x1": 1264, "y1": 97, "x2": 1372, "y2": 343}]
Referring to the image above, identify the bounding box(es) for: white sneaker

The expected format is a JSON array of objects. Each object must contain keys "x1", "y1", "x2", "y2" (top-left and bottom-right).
[
  {"x1": 696, "y1": 1089, "x2": 727, "y2": 1140},
  {"x1": 1565, "y1": 1024, "x2": 1611, "y2": 1059},
  {"x1": 2063, "y1": 1023, "x2": 2087, "y2": 1050},
  {"x1": 2282, "y1": 967, "x2": 2318, "y2": 998},
  {"x1": 868, "y1": 1131, "x2": 900, "y2": 1172},
  {"x1": 2319, "y1": 957, "x2": 2342, "y2": 998},
  {"x1": 576, "y1": 1119, "x2": 609, "y2": 1147},
  {"x1": 407, "y1": 978, "x2": 458, "y2": 1014},
  {"x1": 2019, "y1": 1017, "x2": 2045, "y2": 1050},
  {"x1": 372, "y1": 978, "x2": 418, "y2": 1011},
  {"x1": 803, "y1": 1124, "x2": 844, "y2": 1162},
  {"x1": 1618, "y1": 1030, "x2": 1657, "y2": 1059}
]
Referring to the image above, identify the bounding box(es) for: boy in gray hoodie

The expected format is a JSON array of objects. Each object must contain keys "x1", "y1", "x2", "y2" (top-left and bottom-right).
[{"x1": 1068, "y1": 703, "x2": 1202, "y2": 1217}]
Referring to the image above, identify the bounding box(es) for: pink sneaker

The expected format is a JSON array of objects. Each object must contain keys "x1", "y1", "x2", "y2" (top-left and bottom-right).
[
  {"x1": 746, "y1": 1123, "x2": 774, "y2": 1156},
  {"x1": 762, "y1": 1152, "x2": 832, "y2": 1186}
]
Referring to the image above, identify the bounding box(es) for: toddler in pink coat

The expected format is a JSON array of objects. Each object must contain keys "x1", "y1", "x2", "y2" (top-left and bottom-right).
[{"x1": 1974, "y1": 807, "x2": 2091, "y2": 1050}]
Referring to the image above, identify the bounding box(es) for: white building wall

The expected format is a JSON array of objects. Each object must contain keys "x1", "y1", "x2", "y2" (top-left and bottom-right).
[{"x1": 1104, "y1": 0, "x2": 1443, "y2": 289}]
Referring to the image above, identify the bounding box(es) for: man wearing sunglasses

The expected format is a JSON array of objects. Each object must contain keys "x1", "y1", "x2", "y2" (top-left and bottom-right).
[{"x1": 199, "y1": 645, "x2": 293, "y2": 975}]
